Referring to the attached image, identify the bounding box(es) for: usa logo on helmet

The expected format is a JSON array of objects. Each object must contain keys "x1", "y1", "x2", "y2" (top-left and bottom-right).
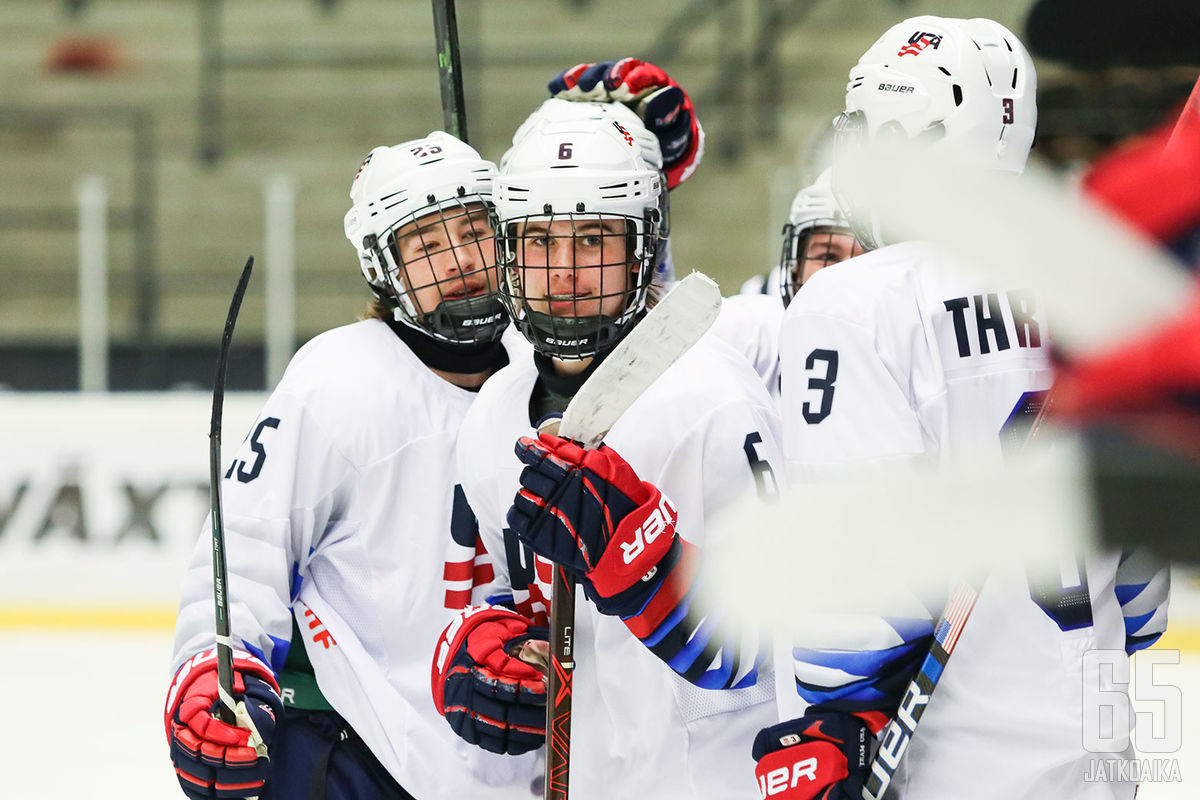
[{"x1": 897, "y1": 31, "x2": 943, "y2": 57}]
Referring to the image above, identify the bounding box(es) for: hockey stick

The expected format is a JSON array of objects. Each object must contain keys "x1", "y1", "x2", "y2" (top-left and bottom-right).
[
  {"x1": 541, "y1": 271, "x2": 723, "y2": 800},
  {"x1": 431, "y1": 0, "x2": 469, "y2": 143},
  {"x1": 863, "y1": 578, "x2": 978, "y2": 799},
  {"x1": 864, "y1": 380, "x2": 1066, "y2": 798},
  {"x1": 209, "y1": 256, "x2": 254, "y2": 726}
]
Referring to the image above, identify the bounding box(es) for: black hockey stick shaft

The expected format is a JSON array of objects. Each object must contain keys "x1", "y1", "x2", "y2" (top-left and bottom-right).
[
  {"x1": 862, "y1": 579, "x2": 979, "y2": 799},
  {"x1": 209, "y1": 256, "x2": 254, "y2": 725},
  {"x1": 546, "y1": 566, "x2": 574, "y2": 800},
  {"x1": 431, "y1": 0, "x2": 469, "y2": 143}
]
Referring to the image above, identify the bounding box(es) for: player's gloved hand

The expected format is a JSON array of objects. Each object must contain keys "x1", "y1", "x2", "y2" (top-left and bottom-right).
[
  {"x1": 507, "y1": 432, "x2": 681, "y2": 616},
  {"x1": 165, "y1": 648, "x2": 282, "y2": 800},
  {"x1": 548, "y1": 57, "x2": 703, "y2": 189},
  {"x1": 752, "y1": 713, "x2": 875, "y2": 800},
  {"x1": 432, "y1": 604, "x2": 548, "y2": 755}
]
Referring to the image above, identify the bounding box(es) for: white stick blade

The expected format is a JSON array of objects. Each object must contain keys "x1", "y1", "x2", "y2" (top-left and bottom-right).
[{"x1": 559, "y1": 271, "x2": 722, "y2": 447}]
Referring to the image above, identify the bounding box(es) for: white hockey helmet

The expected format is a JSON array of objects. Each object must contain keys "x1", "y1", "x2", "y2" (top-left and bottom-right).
[
  {"x1": 494, "y1": 99, "x2": 669, "y2": 360},
  {"x1": 832, "y1": 16, "x2": 1038, "y2": 249},
  {"x1": 778, "y1": 168, "x2": 861, "y2": 304},
  {"x1": 343, "y1": 132, "x2": 506, "y2": 343}
]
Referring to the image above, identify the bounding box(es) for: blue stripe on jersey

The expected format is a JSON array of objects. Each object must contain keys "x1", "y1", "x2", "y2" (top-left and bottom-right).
[
  {"x1": 1123, "y1": 609, "x2": 1157, "y2": 637},
  {"x1": 242, "y1": 635, "x2": 289, "y2": 677},
  {"x1": 795, "y1": 674, "x2": 888, "y2": 706},
  {"x1": 667, "y1": 611, "x2": 720, "y2": 674},
  {"x1": 289, "y1": 561, "x2": 304, "y2": 603},
  {"x1": 639, "y1": 598, "x2": 691, "y2": 648},
  {"x1": 791, "y1": 637, "x2": 926, "y2": 678},
  {"x1": 486, "y1": 593, "x2": 515, "y2": 609},
  {"x1": 630, "y1": 562, "x2": 765, "y2": 690},
  {"x1": 732, "y1": 666, "x2": 760, "y2": 690},
  {"x1": 693, "y1": 645, "x2": 735, "y2": 690},
  {"x1": 1115, "y1": 582, "x2": 1150, "y2": 606},
  {"x1": 1126, "y1": 632, "x2": 1163, "y2": 654}
]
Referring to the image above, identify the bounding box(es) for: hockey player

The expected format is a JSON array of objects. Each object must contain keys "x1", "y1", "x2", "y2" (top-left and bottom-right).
[
  {"x1": 777, "y1": 169, "x2": 865, "y2": 303},
  {"x1": 433, "y1": 97, "x2": 781, "y2": 798},
  {"x1": 738, "y1": 169, "x2": 865, "y2": 302},
  {"x1": 758, "y1": 16, "x2": 1170, "y2": 800},
  {"x1": 546, "y1": 57, "x2": 791, "y2": 396},
  {"x1": 164, "y1": 133, "x2": 543, "y2": 800},
  {"x1": 720, "y1": 170, "x2": 866, "y2": 395}
]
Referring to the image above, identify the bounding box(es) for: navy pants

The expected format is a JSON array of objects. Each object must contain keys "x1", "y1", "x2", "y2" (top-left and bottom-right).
[{"x1": 262, "y1": 708, "x2": 415, "y2": 800}]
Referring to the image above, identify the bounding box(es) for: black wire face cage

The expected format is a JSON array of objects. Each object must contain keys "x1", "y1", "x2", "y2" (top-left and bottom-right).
[
  {"x1": 779, "y1": 222, "x2": 865, "y2": 306},
  {"x1": 496, "y1": 211, "x2": 658, "y2": 360},
  {"x1": 369, "y1": 198, "x2": 508, "y2": 344}
]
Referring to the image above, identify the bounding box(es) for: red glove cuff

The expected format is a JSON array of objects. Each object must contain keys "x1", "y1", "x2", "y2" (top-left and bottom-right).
[
  {"x1": 755, "y1": 740, "x2": 849, "y2": 800},
  {"x1": 588, "y1": 484, "x2": 678, "y2": 598}
]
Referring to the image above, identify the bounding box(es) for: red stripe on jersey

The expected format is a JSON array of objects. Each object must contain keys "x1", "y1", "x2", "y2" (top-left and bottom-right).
[
  {"x1": 623, "y1": 540, "x2": 700, "y2": 640},
  {"x1": 443, "y1": 560, "x2": 474, "y2": 582},
  {"x1": 444, "y1": 589, "x2": 472, "y2": 609},
  {"x1": 473, "y1": 563, "x2": 495, "y2": 585}
]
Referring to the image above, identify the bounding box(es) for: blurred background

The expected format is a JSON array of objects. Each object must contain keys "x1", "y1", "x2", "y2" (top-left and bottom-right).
[
  {"x1": 1, "y1": 1, "x2": 1198, "y2": 797},
  {"x1": 2, "y1": 0, "x2": 1197, "y2": 391}
]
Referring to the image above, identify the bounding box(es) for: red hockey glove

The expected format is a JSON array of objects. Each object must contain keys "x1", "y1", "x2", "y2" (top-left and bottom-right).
[
  {"x1": 432, "y1": 604, "x2": 548, "y2": 755},
  {"x1": 547, "y1": 57, "x2": 703, "y2": 189},
  {"x1": 752, "y1": 713, "x2": 876, "y2": 800},
  {"x1": 507, "y1": 432, "x2": 681, "y2": 616},
  {"x1": 165, "y1": 648, "x2": 282, "y2": 800}
]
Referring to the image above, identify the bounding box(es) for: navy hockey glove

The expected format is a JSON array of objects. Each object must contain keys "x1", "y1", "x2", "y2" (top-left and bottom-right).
[
  {"x1": 508, "y1": 433, "x2": 681, "y2": 617},
  {"x1": 752, "y1": 713, "x2": 876, "y2": 800},
  {"x1": 432, "y1": 604, "x2": 548, "y2": 755},
  {"x1": 165, "y1": 648, "x2": 282, "y2": 800},
  {"x1": 548, "y1": 57, "x2": 703, "y2": 189}
]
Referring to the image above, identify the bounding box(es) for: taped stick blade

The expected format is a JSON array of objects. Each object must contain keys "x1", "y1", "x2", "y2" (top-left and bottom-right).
[{"x1": 558, "y1": 272, "x2": 722, "y2": 448}]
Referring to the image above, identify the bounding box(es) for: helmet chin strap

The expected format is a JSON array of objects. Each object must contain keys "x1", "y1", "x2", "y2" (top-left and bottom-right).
[{"x1": 383, "y1": 314, "x2": 508, "y2": 374}]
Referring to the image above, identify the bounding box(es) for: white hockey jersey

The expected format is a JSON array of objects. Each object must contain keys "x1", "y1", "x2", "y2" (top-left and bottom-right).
[
  {"x1": 777, "y1": 242, "x2": 1169, "y2": 800},
  {"x1": 456, "y1": 333, "x2": 782, "y2": 800},
  {"x1": 738, "y1": 264, "x2": 783, "y2": 298},
  {"x1": 708, "y1": 292, "x2": 785, "y2": 399},
  {"x1": 170, "y1": 319, "x2": 541, "y2": 799}
]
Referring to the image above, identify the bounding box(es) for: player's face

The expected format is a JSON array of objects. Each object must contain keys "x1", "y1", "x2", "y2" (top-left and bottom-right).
[
  {"x1": 390, "y1": 202, "x2": 497, "y2": 315},
  {"x1": 516, "y1": 217, "x2": 634, "y2": 319},
  {"x1": 793, "y1": 226, "x2": 866, "y2": 290}
]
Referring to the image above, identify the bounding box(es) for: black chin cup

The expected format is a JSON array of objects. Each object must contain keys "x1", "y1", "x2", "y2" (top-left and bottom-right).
[
  {"x1": 519, "y1": 307, "x2": 627, "y2": 361},
  {"x1": 421, "y1": 295, "x2": 509, "y2": 344}
]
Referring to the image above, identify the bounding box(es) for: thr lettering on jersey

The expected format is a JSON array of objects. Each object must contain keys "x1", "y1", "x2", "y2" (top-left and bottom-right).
[
  {"x1": 943, "y1": 289, "x2": 1042, "y2": 358},
  {"x1": 758, "y1": 757, "x2": 819, "y2": 798}
]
